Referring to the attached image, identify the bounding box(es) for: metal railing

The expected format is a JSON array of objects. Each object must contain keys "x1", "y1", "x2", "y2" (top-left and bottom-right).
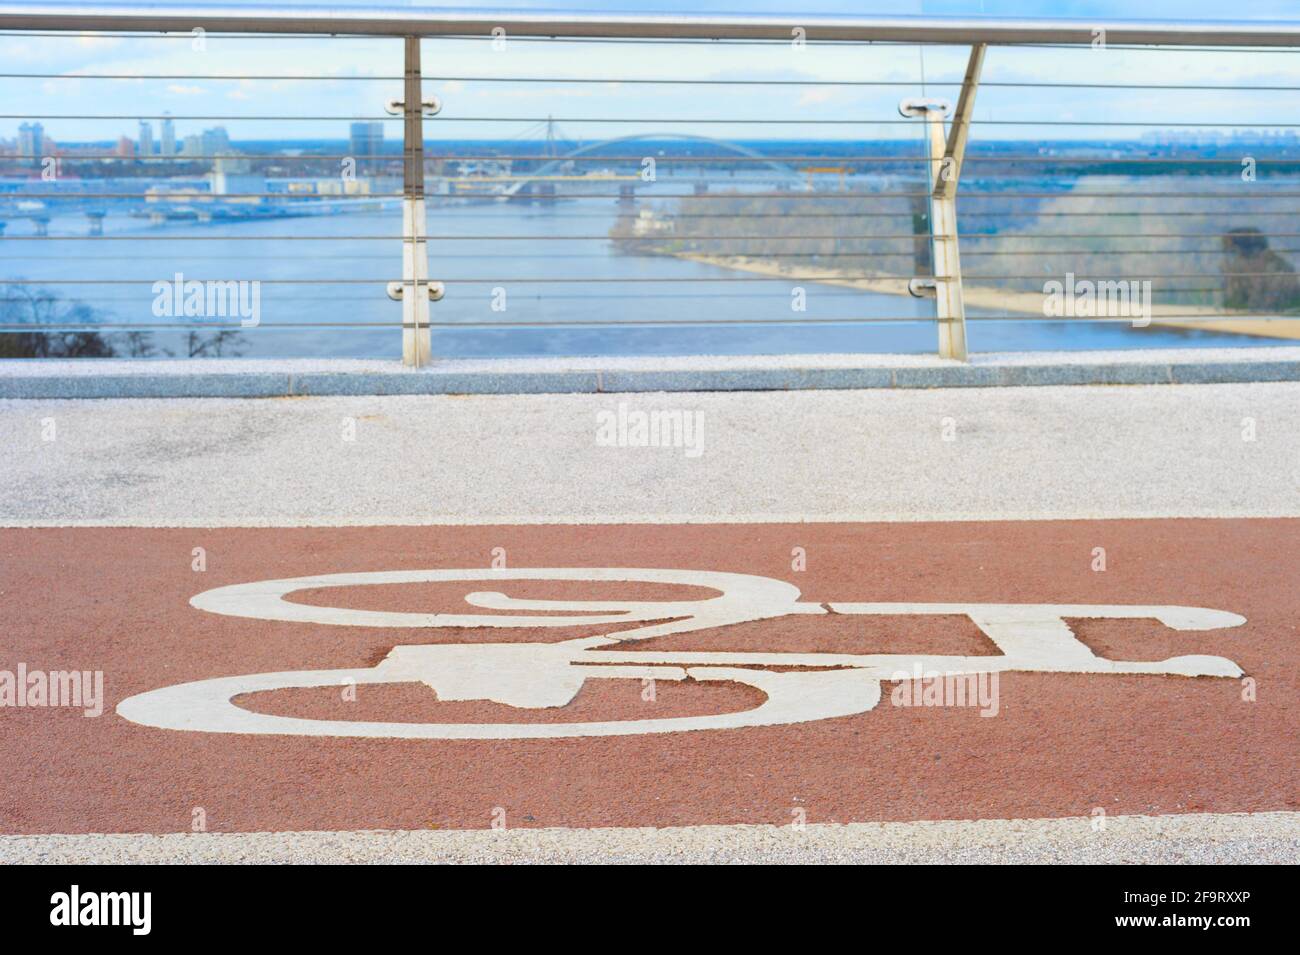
[{"x1": 2, "y1": 5, "x2": 1300, "y2": 365}]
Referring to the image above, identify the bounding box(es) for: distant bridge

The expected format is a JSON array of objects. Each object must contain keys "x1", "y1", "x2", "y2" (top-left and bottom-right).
[{"x1": 499, "y1": 133, "x2": 806, "y2": 198}]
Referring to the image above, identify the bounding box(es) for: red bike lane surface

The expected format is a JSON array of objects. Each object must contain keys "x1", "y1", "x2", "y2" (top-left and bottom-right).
[{"x1": 1, "y1": 520, "x2": 1295, "y2": 834}]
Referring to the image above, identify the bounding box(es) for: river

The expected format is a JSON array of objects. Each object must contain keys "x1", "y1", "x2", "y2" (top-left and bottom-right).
[{"x1": 1, "y1": 178, "x2": 1287, "y2": 359}]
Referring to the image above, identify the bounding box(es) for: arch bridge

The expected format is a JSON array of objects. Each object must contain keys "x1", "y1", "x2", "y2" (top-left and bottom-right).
[{"x1": 498, "y1": 133, "x2": 807, "y2": 197}]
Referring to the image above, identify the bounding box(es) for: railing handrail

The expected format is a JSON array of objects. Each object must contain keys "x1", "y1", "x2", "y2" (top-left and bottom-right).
[{"x1": 2, "y1": 4, "x2": 1300, "y2": 47}]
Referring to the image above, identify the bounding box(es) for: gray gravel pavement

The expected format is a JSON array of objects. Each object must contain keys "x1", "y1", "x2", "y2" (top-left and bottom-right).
[
  {"x1": 3, "y1": 812, "x2": 1295, "y2": 865},
  {"x1": 3, "y1": 381, "x2": 1299, "y2": 526}
]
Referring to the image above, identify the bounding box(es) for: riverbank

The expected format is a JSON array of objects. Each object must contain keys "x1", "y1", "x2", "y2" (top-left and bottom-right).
[{"x1": 669, "y1": 252, "x2": 1300, "y2": 341}]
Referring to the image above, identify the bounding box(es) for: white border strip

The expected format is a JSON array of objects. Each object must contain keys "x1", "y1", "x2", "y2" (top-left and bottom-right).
[
  {"x1": 4, "y1": 812, "x2": 1296, "y2": 864},
  {"x1": 5, "y1": 509, "x2": 1300, "y2": 528}
]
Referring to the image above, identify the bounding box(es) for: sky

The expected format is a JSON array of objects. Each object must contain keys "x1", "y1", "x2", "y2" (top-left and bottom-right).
[
  {"x1": 2, "y1": 1, "x2": 1299, "y2": 147},
  {"x1": 73, "y1": 1, "x2": 1296, "y2": 17}
]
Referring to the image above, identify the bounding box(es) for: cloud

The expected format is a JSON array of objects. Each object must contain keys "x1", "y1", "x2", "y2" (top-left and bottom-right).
[
  {"x1": 796, "y1": 88, "x2": 841, "y2": 108},
  {"x1": 74, "y1": 34, "x2": 122, "y2": 51}
]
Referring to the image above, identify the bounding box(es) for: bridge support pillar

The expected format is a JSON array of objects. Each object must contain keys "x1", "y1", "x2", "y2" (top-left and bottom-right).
[{"x1": 901, "y1": 43, "x2": 985, "y2": 363}]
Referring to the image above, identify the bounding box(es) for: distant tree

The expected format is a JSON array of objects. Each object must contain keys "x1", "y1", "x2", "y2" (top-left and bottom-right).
[
  {"x1": 0, "y1": 286, "x2": 118, "y2": 358},
  {"x1": 185, "y1": 329, "x2": 248, "y2": 358},
  {"x1": 1223, "y1": 228, "x2": 1270, "y2": 257},
  {"x1": 116, "y1": 330, "x2": 165, "y2": 358},
  {"x1": 0, "y1": 285, "x2": 250, "y2": 358},
  {"x1": 1221, "y1": 228, "x2": 1300, "y2": 311}
]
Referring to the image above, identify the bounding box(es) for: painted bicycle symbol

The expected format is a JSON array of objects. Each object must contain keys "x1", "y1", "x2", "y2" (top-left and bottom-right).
[{"x1": 116, "y1": 567, "x2": 1246, "y2": 739}]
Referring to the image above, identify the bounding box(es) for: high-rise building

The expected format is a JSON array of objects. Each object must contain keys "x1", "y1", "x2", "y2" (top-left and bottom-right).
[
  {"x1": 17, "y1": 121, "x2": 44, "y2": 164},
  {"x1": 349, "y1": 121, "x2": 383, "y2": 158},
  {"x1": 138, "y1": 120, "x2": 154, "y2": 157},
  {"x1": 160, "y1": 113, "x2": 175, "y2": 156},
  {"x1": 180, "y1": 126, "x2": 232, "y2": 157},
  {"x1": 206, "y1": 126, "x2": 231, "y2": 155}
]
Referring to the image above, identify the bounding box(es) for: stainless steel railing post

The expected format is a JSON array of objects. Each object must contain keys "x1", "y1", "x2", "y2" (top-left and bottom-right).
[
  {"x1": 400, "y1": 35, "x2": 431, "y2": 367},
  {"x1": 380, "y1": 36, "x2": 442, "y2": 366},
  {"x1": 902, "y1": 43, "x2": 986, "y2": 362}
]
